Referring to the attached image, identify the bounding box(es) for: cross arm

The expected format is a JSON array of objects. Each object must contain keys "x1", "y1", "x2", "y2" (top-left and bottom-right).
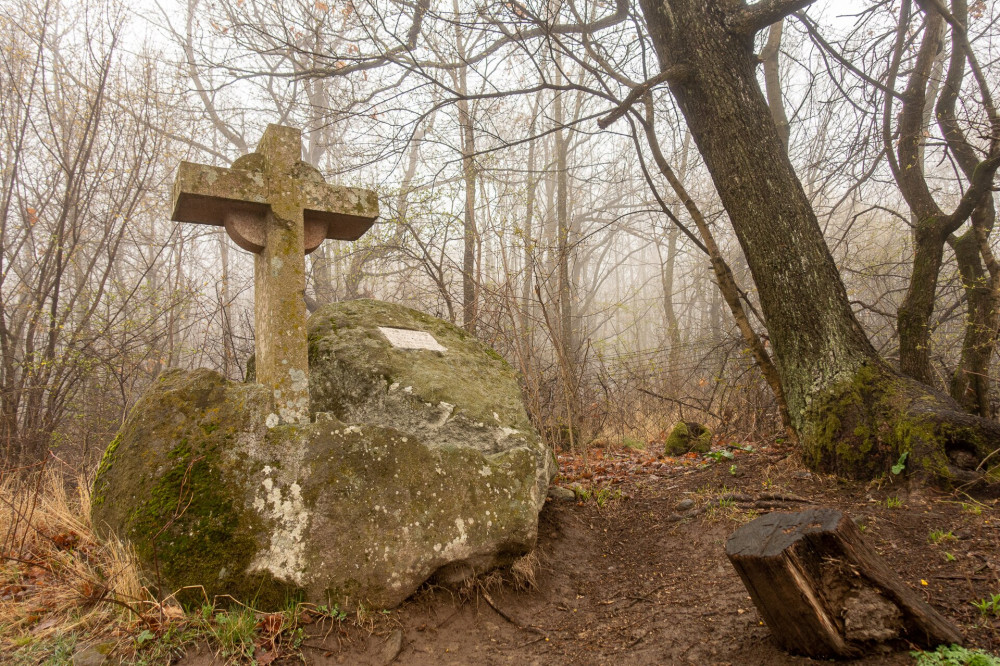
[
  {"x1": 170, "y1": 162, "x2": 268, "y2": 226},
  {"x1": 301, "y1": 181, "x2": 380, "y2": 241}
]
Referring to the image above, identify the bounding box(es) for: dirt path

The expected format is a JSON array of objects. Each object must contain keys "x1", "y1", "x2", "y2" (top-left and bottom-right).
[{"x1": 184, "y1": 446, "x2": 1000, "y2": 665}]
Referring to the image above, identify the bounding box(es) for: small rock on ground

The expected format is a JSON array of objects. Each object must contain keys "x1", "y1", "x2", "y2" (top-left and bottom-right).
[
  {"x1": 379, "y1": 629, "x2": 404, "y2": 664},
  {"x1": 549, "y1": 486, "x2": 577, "y2": 501},
  {"x1": 72, "y1": 644, "x2": 111, "y2": 666}
]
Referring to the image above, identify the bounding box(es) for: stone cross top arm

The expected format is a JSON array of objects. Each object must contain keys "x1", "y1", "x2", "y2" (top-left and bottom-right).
[{"x1": 170, "y1": 124, "x2": 379, "y2": 425}]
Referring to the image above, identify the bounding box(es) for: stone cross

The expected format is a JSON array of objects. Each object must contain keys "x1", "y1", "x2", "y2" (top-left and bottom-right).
[{"x1": 170, "y1": 124, "x2": 378, "y2": 424}]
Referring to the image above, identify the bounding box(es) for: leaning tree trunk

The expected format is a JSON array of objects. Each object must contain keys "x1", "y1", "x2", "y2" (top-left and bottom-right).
[{"x1": 636, "y1": 0, "x2": 1000, "y2": 481}]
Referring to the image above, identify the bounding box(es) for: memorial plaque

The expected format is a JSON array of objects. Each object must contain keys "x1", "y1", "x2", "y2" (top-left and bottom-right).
[{"x1": 378, "y1": 327, "x2": 448, "y2": 352}]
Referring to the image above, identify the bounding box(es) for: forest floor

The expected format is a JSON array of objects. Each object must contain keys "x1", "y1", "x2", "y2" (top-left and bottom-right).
[
  {"x1": 5, "y1": 441, "x2": 1000, "y2": 665},
  {"x1": 179, "y1": 441, "x2": 1000, "y2": 665}
]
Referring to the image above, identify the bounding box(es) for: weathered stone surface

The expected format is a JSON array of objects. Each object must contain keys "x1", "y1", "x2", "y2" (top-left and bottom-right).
[
  {"x1": 664, "y1": 421, "x2": 712, "y2": 456},
  {"x1": 72, "y1": 643, "x2": 113, "y2": 666},
  {"x1": 307, "y1": 299, "x2": 543, "y2": 460},
  {"x1": 676, "y1": 498, "x2": 695, "y2": 511},
  {"x1": 92, "y1": 300, "x2": 553, "y2": 610}
]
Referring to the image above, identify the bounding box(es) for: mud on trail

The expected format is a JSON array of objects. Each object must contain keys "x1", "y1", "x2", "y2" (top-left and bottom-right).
[{"x1": 183, "y1": 445, "x2": 1000, "y2": 665}]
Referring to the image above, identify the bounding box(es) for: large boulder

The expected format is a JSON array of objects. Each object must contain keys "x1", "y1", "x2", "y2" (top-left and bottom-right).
[{"x1": 91, "y1": 300, "x2": 553, "y2": 610}]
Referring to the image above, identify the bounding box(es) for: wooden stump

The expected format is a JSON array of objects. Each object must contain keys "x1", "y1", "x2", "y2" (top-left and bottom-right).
[{"x1": 725, "y1": 508, "x2": 961, "y2": 658}]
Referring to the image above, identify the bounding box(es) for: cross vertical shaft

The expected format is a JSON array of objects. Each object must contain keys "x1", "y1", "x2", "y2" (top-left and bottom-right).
[{"x1": 254, "y1": 126, "x2": 310, "y2": 423}]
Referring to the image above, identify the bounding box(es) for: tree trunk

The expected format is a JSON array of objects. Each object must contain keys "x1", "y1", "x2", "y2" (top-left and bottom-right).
[
  {"x1": 933, "y1": 0, "x2": 1000, "y2": 418},
  {"x1": 636, "y1": 0, "x2": 1000, "y2": 480},
  {"x1": 660, "y1": 223, "x2": 681, "y2": 387},
  {"x1": 521, "y1": 112, "x2": 539, "y2": 333},
  {"x1": 455, "y1": 17, "x2": 479, "y2": 335},
  {"x1": 459, "y1": 95, "x2": 478, "y2": 334},
  {"x1": 893, "y1": 10, "x2": 948, "y2": 386},
  {"x1": 554, "y1": 78, "x2": 574, "y2": 365},
  {"x1": 949, "y1": 222, "x2": 997, "y2": 418},
  {"x1": 761, "y1": 20, "x2": 789, "y2": 151}
]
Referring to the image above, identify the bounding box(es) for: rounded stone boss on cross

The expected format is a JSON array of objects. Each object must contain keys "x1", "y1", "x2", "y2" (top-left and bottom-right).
[{"x1": 91, "y1": 125, "x2": 554, "y2": 610}]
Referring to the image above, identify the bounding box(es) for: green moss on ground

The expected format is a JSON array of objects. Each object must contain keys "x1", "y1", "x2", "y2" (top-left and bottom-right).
[{"x1": 664, "y1": 422, "x2": 712, "y2": 456}]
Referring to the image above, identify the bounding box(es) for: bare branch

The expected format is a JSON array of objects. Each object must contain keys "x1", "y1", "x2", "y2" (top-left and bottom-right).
[
  {"x1": 596, "y1": 65, "x2": 692, "y2": 129},
  {"x1": 728, "y1": 0, "x2": 818, "y2": 35}
]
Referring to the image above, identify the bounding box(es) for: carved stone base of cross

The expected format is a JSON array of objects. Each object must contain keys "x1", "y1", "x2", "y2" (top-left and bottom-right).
[{"x1": 170, "y1": 125, "x2": 378, "y2": 424}]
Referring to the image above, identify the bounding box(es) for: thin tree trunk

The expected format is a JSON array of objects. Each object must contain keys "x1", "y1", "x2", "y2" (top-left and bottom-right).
[
  {"x1": 661, "y1": 224, "x2": 681, "y2": 386},
  {"x1": 554, "y1": 71, "x2": 574, "y2": 371},
  {"x1": 761, "y1": 20, "x2": 789, "y2": 151},
  {"x1": 454, "y1": 11, "x2": 479, "y2": 334},
  {"x1": 521, "y1": 110, "x2": 539, "y2": 332}
]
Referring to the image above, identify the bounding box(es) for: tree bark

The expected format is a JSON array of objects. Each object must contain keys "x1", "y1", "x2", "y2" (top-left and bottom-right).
[
  {"x1": 455, "y1": 11, "x2": 479, "y2": 335},
  {"x1": 555, "y1": 110, "x2": 574, "y2": 367},
  {"x1": 892, "y1": 9, "x2": 948, "y2": 385},
  {"x1": 948, "y1": 220, "x2": 997, "y2": 418},
  {"x1": 933, "y1": 0, "x2": 1000, "y2": 417},
  {"x1": 761, "y1": 20, "x2": 789, "y2": 151},
  {"x1": 890, "y1": 0, "x2": 1000, "y2": 388}
]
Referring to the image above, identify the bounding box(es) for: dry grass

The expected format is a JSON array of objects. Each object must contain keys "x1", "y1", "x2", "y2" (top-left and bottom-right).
[
  {"x1": 0, "y1": 468, "x2": 162, "y2": 662},
  {"x1": 0, "y1": 466, "x2": 385, "y2": 664},
  {"x1": 509, "y1": 551, "x2": 538, "y2": 590}
]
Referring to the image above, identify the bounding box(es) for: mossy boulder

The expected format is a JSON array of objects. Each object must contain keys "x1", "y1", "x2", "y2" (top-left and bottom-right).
[
  {"x1": 307, "y1": 299, "x2": 539, "y2": 457},
  {"x1": 664, "y1": 422, "x2": 712, "y2": 456},
  {"x1": 92, "y1": 300, "x2": 554, "y2": 610}
]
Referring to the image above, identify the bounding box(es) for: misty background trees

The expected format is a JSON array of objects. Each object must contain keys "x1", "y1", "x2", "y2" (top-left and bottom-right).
[{"x1": 2, "y1": 0, "x2": 998, "y2": 476}]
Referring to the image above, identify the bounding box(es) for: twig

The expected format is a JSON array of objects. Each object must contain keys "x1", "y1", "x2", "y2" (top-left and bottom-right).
[{"x1": 481, "y1": 590, "x2": 542, "y2": 634}]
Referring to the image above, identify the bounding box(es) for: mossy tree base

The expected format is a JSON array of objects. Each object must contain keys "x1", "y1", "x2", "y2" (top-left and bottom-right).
[{"x1": 799, "y1": 363, "x2": 1000, "y2": 484}]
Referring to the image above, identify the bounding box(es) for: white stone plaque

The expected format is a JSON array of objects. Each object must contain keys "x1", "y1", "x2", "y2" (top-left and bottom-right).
[{"x1": 378, "y1": 327, "x2": 447, "y2": 352}]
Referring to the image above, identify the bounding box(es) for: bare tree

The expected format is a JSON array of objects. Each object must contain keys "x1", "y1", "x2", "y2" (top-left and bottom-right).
[{"x1": 0, "y1": 0, "x2": 174, "y2": 465}]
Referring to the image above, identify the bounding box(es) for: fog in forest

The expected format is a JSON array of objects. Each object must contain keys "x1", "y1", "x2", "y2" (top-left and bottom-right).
[{"x1": 3, "y1": 0, "x2": 998, "y2": 471}]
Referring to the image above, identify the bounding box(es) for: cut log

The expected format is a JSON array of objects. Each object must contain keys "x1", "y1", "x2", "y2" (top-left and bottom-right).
[{"x1": 725, "y1": 508, "x2": 962, "y2": 658}]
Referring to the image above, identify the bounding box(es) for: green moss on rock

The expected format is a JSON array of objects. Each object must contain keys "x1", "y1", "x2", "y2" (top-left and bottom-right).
[
  {"x1": 91, "y1": 369, "x2": 299, "y2": 609},
  {"x1": 664, "y1": 422, "x2": 712, "y2": 456}
]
